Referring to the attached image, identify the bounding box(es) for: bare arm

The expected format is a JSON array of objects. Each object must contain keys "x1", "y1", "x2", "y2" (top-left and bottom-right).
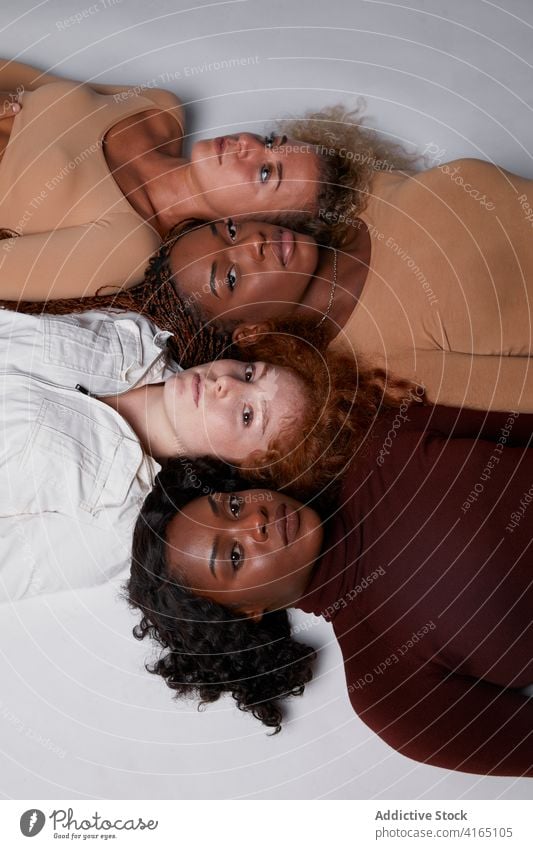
[
  {"x1": 0, "y1": 218, "x2": 159, "y2": 301},
  {"x1": 0, "y1": 57, "x2": 65, "y2": 91},
  {"x1": 0, "y1": 58, "x2": 184, "y2": 130}
]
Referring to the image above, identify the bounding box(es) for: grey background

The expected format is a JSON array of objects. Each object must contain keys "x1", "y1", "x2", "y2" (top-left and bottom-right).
[{"x1": 0, "y1": 0, "x2": 532, "y2": 799}]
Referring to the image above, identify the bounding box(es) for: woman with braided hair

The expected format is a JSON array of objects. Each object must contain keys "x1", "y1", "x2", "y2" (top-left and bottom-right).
[{"x1": 7, "y1": 187, "x2": 533, "y2": 415}]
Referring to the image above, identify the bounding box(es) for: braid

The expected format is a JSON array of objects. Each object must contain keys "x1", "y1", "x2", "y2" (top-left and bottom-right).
[{"x1": 0, "y1": 221, "x2": 229, "y2": 369}]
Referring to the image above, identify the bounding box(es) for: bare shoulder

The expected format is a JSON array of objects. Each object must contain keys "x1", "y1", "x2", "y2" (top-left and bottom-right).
[
  {"x1": 105, "y1": 91, "x2": 184, "y2": 159},
  {"x1": 142, "y1": 87, "x2": 185, "y2": 133},
  {"x1": 403, "y1": 158, "x2": 533, "y2": 213},
  {"x1": 414, "y1": 157, "x2": 524, "y2": 188}
]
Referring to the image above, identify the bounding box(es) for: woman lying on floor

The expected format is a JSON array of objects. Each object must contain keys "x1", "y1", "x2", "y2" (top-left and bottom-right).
[
  {"x1": 0, "y1": 310, "x2": 393, "y2": 602},
  {"x1": 128, "y1": 403, "x2": 533, "y2": 777},
  {"x1": 10, "y1": 209, "x2": 533, "y2": 414}
]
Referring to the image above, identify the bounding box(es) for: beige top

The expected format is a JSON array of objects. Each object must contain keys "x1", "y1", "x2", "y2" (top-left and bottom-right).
[
  {"x1": 330, "y1": 160, "x2": 533, "y2": 411},
  {"x1": 0, "y1": 80, "x2": 183, "y2": 299}
]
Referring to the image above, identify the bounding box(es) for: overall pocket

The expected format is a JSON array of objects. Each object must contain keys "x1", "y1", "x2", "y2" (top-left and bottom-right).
[{"x1": 42, "y1": 315, "x2": 140, "y2": 381}]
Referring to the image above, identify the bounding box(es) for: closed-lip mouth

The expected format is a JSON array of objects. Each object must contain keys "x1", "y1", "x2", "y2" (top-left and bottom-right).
[
  {"x1": 285, "y1": 506, "x2": 300, "y2": 544},
  {"x1": 270, "y1": 230, "x2": 286, "y2": 267},
  {"x1": 281, "y1": 229, "x2": 295, "y2": 266},
  {"x1": 214, "y1": 136, "x2": 224, "y2": 164},
  {"x1": 274, "y1": 502, "x2": 300, "y2": 546},
  {"x1": 274, "y1": 502, "x2": 289, "y2": 545},
  {"x1": 270, "y1": 228, "x2": 294, "y2": 267},
  {"x1": 192, "y1": 373, "x2": 201, "y2": 406}
]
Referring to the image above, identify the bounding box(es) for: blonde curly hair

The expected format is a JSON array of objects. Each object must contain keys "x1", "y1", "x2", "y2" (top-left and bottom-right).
[{"x1": 272, "y1": 102, "x2": 417, "y2": 247}]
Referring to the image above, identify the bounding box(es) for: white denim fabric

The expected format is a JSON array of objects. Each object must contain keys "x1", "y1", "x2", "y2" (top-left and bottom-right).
[{"x1": 0, "y1": 309, "x2": 180, "y2": 602}]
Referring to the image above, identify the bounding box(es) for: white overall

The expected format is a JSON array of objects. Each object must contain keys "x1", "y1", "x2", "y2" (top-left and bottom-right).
[{"x1": 0, "y1": 309, "x2": 179, "y2": 602}]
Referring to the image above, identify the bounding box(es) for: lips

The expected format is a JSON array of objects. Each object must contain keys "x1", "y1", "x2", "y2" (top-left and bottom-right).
[
  {"x1": 281, "y1": 229, "x2": 295, "y2": 266},
  {"x1": 274, "y1": 502, "x2": 300, "y2": 546},
  {"x1": 274, "y1": 503, "x2": 288, "y2": 545},
  {"x1": 214, "y1": 137, "x2": 224, "y2": 164},
  {"x1": 192, "y1": 373, "x2": 200, "y2": 407},
  {"x1": 270, "y1": 229, "x2": 294, "y2": 267},
  {"x1": 271, "y1": 237, "x2": 284, "y2": 267}
]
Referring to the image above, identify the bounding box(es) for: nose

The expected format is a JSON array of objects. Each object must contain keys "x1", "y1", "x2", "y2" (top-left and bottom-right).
[
  {"x1": 214, "y1": 373, "x2": 239, "y2": 398},
  {"x1": 246, "y1": 231, "x2": 267, "y2": 262},
  {"x1": 224, "y1": 133, "x2": 254, "y2": 160},
  {"x1": 231, "y1": 133, "x2": 264, "y2": 159},
  {"x1": 224, "y1": 135, "x2": 241, "y2": 158},
  {"x1": 244, "y1": 505, "x2": 269, "y2": 543}
]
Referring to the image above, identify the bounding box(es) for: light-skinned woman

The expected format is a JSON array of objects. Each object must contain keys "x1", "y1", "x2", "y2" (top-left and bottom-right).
[{"x1": 0, "y1": 309, "x2": 389, "y2": 601}]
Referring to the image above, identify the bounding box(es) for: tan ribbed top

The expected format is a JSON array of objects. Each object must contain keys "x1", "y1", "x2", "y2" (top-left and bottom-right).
[
  {"x1": 330, "y1": 162, "x2": 533, "y2": 411},
  {"x1": 0, "y1": 80, "x2": 183, "y2": 299}
]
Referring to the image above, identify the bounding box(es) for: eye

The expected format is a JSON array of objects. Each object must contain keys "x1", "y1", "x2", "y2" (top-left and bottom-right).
[
  {"x1": 226, "y1": 265, "x2": 237, "y2": 292},
  {"x1": 226, "y1": 218, "x2": 237, "y2": 241},
  {"x1": 242, "y1": 404, "x2": 254, "y2": 427},
  {"x1": 264, "y1": 132, "x2": 275, "y2": 150},
  {"x1": 228, "y1": 493, "x2": 241, "y2": 518},
  {"x1": 230, "y1": 542, "x2": 243, "y2": 571},
  {"x1": 244, "y1": 363, "x2": 255, "y2": 382},
  {"x1": 259, "y1": 164, "x2": 271, "y2": 184}
]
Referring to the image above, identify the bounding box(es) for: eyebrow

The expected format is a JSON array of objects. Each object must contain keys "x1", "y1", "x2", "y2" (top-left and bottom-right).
[
  {"x1": 274, "y1": 161, "x2": 283, "y2": 191},
  {"x1": 209, "y1": 261, "x2": 220, "y2": 299},
  {"x1": 208, "y1": 494, "x2": 220, "y2": 517},
  {"x1": 258, "y1": 363, "x2": 271, "y2": 436},
  {"x1": 209, "y1": 535, "x2": 219, "y2": 579},
  {"x1": 261, "y1": 400, "x2": 270, "y2": 437},
  {"x1": 207, "y1": 495, "x2": 220, "y2": 578}
]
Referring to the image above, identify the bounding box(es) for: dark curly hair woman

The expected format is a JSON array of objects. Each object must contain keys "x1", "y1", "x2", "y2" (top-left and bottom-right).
[
  {"x1": 127, "y1": 459, "x2": 320, "y2": 732},
  {"x1": 129, "y1": 404, "x2": 533, "y2": 776}
]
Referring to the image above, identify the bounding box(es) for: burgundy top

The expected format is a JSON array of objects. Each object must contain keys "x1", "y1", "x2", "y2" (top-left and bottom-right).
[{"x1": 297, "y1": 405, "x2": 533, "y2": 777}]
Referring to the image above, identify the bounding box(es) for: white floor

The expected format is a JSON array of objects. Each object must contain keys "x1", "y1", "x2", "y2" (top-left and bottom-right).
[{"x1": 0, "y1": 0, "x2": 532, "y2": 799}]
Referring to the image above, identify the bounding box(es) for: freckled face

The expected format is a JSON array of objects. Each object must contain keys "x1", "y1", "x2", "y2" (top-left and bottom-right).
[
  {"x1": 190, "y1": 133, "x2": 321, "y2": 218},
  {"x1": 162, "y1": 359, "x2": 307, "y2": 463},
  {"x1": 169, "y1": 219, "x2": 319, "y2": 323},
  {"x1": 165, "y1": 489, "x2": 323, "y2": 615}
]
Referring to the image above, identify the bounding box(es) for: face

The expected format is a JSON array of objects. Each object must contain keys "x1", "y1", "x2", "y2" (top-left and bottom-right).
[
  {"x1": 190, "y1": 133, "x2": 321, "y2": 218},
  {"x1": 169, "y1": 219, "x2": 319, "y2": 323},
  {"x1": 163, "y1": 359, "x2": 307, "y2": 463},
  {"x1": 165, "y1": 489, "x2": 324, "y2": 618}
]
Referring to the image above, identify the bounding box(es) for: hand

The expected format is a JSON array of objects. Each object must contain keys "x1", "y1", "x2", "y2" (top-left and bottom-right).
[{"x1": 0, "y1": 91, "x2": 21, "y2": 119}]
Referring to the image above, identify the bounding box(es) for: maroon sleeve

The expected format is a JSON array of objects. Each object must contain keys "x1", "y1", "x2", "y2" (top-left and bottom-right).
[
  {"x1": 407, "y1": 404, "x2": 533, "y2": 446},
  {"x1": 349, "y1": 644, "x2": 533, "y2": 776}
]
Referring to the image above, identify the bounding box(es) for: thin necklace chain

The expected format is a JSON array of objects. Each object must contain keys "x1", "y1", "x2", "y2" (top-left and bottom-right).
[{"x1": 315, "y1": 247, "x2": 337, "y2": 328}]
